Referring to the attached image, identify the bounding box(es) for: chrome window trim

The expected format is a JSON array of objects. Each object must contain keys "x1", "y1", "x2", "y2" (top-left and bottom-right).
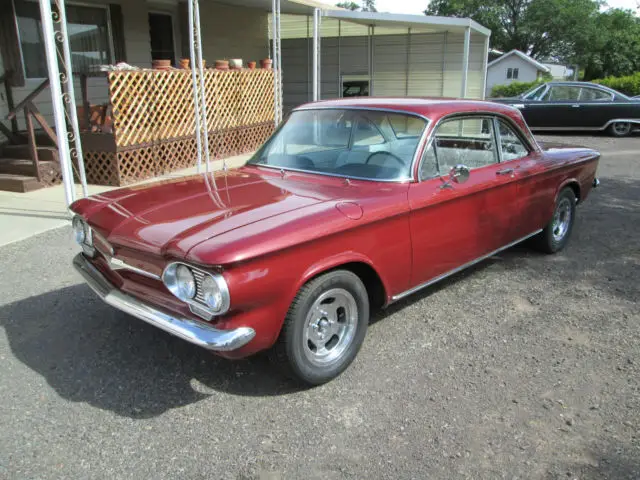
[
  {"x1": 416, "y1": 111, "x2": 537, "y2": 182},
  {"x1": 249, "y1": 106, "x2": 431, "y2": 183},
  {"x1": 493, "y1": 117, "x2": 533, "y2": 163},
  {"x1": 390, "y1": 229, "x2": 543, "y2": 303}
]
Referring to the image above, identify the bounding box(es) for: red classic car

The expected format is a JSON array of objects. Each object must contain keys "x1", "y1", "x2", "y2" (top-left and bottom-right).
[{"x1": 70, "y1": 98, "x2": 600, "y2": 385}]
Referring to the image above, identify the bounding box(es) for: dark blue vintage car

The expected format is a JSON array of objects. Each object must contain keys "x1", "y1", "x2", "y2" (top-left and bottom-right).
[{"x1": 493, "y1": 82, "x2": 640, "y2": 137}]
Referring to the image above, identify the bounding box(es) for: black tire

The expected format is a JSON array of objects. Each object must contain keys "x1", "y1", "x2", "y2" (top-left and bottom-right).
[
  {"x1": 269, "y1": 270, "x2": 369, "y2": 385},
  {"x1": 608, "y1": 121, "x2": 632, "y2": 137},
  {"x1": 533, "y1": 187, "x2": 576, "y2": 254}
]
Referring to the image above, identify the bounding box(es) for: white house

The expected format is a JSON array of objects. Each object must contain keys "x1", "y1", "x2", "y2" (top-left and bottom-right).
[{"x1": 485, "y1": 49, "x2": 550, "y2": 97}]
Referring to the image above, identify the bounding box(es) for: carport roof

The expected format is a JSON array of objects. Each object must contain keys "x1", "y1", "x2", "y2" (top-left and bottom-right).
[
  {"x1": 323, "y1": 10, "x2": 491, "y2": 37},
  {"x1": 214, "y1": 0, "x2": 490, "y2": 36}
]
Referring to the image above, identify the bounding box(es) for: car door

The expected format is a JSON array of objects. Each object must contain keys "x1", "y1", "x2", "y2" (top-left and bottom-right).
[
  {"x1": 535, "y1": 85, "x2": 584, "y2": 128},
  {"x1": 407, "y1": 116, "x2": 523, "y2": 287},
  {"x1": 577, "y1": 86, "x2": 625, "y2": 128},
  {"x1": 493, "y1": 118, "x2": 554, "y2": 237}
]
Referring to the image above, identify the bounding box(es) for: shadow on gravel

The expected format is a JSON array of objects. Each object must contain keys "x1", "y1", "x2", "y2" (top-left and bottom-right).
[
  {"x1": 0, "y1": 285, "x2": 303, "y2": 419},
  {"x1": 547, "y1": 445, "x2": 640, "y2": 479},
  {"x1": 0, "y1": 178, "x2": 638, "y2": 419}
]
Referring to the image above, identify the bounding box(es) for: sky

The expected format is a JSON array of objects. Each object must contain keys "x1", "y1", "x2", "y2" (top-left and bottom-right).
[{"x1": 374, "y1": 0, "x2": 639, "y2": 15}]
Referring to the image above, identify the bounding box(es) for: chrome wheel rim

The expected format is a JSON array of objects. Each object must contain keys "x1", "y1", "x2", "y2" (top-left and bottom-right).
[
  {"x1": 303, "y1": 288, "x2": 358, "y2": 366},
  {"x1": 552, "y1": 197, "x2": 572, "y2": 242},
  {"x1": 613, "y1": 122, "x2": 631, "y2": 136}
]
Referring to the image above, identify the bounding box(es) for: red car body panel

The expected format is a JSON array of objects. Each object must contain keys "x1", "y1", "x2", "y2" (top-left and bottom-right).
[{"x1": 70, "y1": 98, "x2": 600, "y2": 358}]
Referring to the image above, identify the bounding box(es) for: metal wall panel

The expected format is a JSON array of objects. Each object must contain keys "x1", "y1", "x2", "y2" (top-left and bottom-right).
[
  {"x1": 408, "y1": 32, "x2": 446, "y2": 97},
  {"x1": 372, "y1": 34, "x2": 408, "y2": 97}
]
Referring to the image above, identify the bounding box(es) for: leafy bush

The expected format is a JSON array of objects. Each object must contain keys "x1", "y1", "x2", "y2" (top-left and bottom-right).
[
  {"x1": 489, "y1": 80, "x2": 544, "y2": 98},
  {"x1": 593, "y1": 72, "x2": 640, "y2": 97}
]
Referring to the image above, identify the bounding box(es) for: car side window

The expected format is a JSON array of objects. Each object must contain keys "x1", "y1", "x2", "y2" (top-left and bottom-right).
[
  {"x1": 497, "y1": 120, "x2": 529, "y2": 161},
  {"x1": 544, "y1": 86, "x2": 581, "y2": 101},
  {"x1": 579, "y1": 87, "x2": 613, "y2": 102},
  {"x1": 431, "y1": 117, "x2": 498, "y2": 172}
]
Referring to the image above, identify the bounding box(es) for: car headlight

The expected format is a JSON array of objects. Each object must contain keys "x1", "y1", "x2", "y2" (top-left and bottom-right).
[
  {"x1": 176, "y1": 265, "x2": 196, "y2": 299},
  {"x1": 72, "y1": 216, "x2": 85, "y2": 244},
  {"x1": 201, "y1": 275, "x2": 224, "y2": 312},
  {"x1": 72, "y1": 215, "x2": 94, "y2": 251},
  {"x1": 162, "y1": 262, "x2": 230, "y2": 319}
]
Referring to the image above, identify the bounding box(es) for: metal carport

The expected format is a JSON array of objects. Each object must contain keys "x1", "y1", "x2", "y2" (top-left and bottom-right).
[{"x1": 273, "y1": 9, "x2": 491, "y2": 113}]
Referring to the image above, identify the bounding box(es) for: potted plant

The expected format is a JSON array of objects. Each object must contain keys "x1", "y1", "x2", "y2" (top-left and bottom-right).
[
  {"x1": 229, "y1": 58, "x2": 243, "y2": 70},
  {"x1": 260, "y1": 58, "x2": 273, "y2": 69},
  {"x1": 247, "y1": 61, "x2": 257, "y2": 70},
  {"x1": 152, "y1": 59, "x2": 171, "y2": 70},
  {"x1": 179, "y1": 58, "x2": 189, "y2": 69},
  {"x1": 215, "y1": 59, "x2": 229, "y2": 70}
]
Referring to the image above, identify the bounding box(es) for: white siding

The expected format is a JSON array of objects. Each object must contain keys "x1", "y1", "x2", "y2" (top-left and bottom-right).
[
  {"x1": 372, "y1": 34, "x2": 408, "y2": 97},
  {"x1": 408, "y1": 32, "x2": 446, "y2": 97},
  {"x1": 486, "y1": 56, "x2": 539, "y2": 96}
]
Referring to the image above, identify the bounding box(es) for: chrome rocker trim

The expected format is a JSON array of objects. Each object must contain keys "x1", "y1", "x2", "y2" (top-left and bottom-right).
[
  {"x1": 72, "y1": 254, "x2": 255, "y2": 352},
  {"x1": 390, "y1": 229, "x2": 543, "y2": 302}
]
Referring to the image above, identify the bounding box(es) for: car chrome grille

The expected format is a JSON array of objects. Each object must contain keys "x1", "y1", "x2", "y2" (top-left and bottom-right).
[{"x1": 192, "y1": 269, "x2": 207, "y2": 305}]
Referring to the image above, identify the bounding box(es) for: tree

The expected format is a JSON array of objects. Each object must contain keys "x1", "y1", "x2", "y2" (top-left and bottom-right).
[
  {"x1": 573, "y1": 9, "x2": 640, "y2": 79},
  {"x1": 424, "y1": 0, "x2": 600, "y2": 60},
  {"x1": 336, "y1": 0, "x2": 377, "y2": 11}
]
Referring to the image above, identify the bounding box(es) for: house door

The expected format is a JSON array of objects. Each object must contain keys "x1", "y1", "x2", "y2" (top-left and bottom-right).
[{"x1": 148, "y1": 13, "x2": 176, "y2": 65}]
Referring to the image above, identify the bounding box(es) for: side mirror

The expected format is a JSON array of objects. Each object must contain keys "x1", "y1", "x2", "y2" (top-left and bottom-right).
[{"x1": 449, "y1": 164, "x2": 470, "y2": 184}]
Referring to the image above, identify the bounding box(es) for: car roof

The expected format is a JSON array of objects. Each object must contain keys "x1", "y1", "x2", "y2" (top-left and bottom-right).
[{"x1": 294, "y1": 97, "x2": 520, "y2": 119}]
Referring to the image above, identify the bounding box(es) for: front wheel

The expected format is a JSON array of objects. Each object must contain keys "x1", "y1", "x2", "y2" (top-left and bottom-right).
[
  {"x1": 533, "y1": 187, "x2": 576, "y2": 253},
  {"x1": 270, "y1": 270, "x2": 369, "y2": 385}
]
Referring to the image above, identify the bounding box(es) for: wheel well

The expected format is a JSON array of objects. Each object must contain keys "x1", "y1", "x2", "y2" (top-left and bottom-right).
[
  {"x1": 565, "y1": 181, "x2": 581, "y2": 204},
  {"x1": 316, "y1": 262, "x2": 387, "y2": 310}
]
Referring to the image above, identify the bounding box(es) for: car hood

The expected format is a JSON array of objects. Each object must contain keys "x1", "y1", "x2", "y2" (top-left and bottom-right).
[{"x1": 71, "y1": 167, "x2": 341, "y2": 258}]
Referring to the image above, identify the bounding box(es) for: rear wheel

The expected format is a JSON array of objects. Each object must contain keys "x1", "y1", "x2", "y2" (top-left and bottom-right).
[
  {"x1": 533, "y1": 187, "x2": 576, "y2": 253},
  {"x1": 609, "y1": 121, "x2": 632, "y2": 137},
  {"x1": 270, "y1": 270, "x2": 369, "y2": 385}
]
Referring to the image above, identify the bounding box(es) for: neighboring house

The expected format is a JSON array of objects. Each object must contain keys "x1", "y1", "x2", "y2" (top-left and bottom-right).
[
  {"x1": 541, "y1": 62, "x2": 575, "y2": 80},
  {"x1": 486, "y1": 49, "x2": 550, "y2": 96}
]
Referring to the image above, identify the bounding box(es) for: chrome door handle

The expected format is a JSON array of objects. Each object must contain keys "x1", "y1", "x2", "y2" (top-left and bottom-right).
[
  {"x1": 496, "y1": 168, "x2": 514, "y2": 176},
  {"x1": 571, "y1": 104, "x2": 580, "y2": 108}
]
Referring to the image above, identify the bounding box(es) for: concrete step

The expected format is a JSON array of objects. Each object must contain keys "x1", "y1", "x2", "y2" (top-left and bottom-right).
[
  {"x1": 0, "y1": 174, "x2": 44, "y2": 193},
  {"x1": 0, "y1": 158, "x2": 41, "y2": 177},
  {"x1": 0, "y1": 144, "x2": 58, "y2": 161}
]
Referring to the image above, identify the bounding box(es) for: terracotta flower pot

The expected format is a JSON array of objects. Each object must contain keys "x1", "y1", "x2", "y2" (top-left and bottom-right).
[
  {"x1": 260, "y1": 58, "x2": 273, "y2": 69},
  {"x1": 215, "y1": 59, "x2": 229, "y2": 70},
  {"x1": 152, "y1": 59, "x2": 171, "y2": 70},
  {"x1": 247, "y1": 61, "x2": 257, "y2": 70},
  {"x1": 179, "y1": 58, "x2": 189, "y2": 69}
]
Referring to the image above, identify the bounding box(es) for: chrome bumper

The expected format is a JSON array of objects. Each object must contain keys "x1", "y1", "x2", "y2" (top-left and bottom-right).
[{"x1": 72, "y1": 254, "x2": 255, "y2": 352}]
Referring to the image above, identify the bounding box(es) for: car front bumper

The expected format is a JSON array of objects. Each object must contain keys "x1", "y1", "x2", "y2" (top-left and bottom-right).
[{"x1": 73, "y1": 253, "x2": 255, "y2": 352}]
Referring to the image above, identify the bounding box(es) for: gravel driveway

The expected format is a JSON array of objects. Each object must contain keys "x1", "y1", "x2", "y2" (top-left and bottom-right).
[{"x1": 1, "y1": 134, "x2": 638, "y2": 479}]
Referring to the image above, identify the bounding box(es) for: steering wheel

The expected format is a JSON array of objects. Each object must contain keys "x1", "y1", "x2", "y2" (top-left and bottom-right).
[{"x1": 364, "y1": 151, "x2": 405, "y2": 167}]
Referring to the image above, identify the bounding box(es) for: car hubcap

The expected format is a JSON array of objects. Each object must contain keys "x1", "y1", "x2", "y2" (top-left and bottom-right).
[
  {"x1": 613, "y1": 122, "x2": 631, "y2": 135},
  {"x1": 552, "y1": 197, "x2": 572, "y2": 242},
  {"x1": 303, "y1": 288, "x2": 358, "y2": 366}
]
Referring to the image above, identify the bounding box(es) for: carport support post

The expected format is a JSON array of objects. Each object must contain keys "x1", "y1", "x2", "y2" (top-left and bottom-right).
[
  {"x1": 460, "y1": 26, "x2": 471, "y2": 99},
  {"x1": 481, "y1": 34, "x2": 490, "y2": 99},
  {"x1": 312, "y1": 8, "x2": 321, "y2": 101},
  {"x1": 38, "y1": 0, "x2": 75, "y2": 207}
]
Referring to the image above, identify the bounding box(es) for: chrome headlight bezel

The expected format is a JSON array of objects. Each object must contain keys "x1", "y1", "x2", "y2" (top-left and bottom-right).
[
  {"x1": 162, "y1": 262, "x2": 230, "y2": 319},
  {"x1": 72, "y1": 215, "x2": 94, "y2": 255}
]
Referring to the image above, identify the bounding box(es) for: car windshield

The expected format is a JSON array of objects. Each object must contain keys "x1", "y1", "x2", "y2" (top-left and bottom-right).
[{"x1": 247, "y1": 109, "x2": 428, "y2": 181}]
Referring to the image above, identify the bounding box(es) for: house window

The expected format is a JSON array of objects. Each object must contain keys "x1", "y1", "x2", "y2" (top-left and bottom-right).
[
  {"x1": 15, "y1": 2, "x2": 112, "y2": 78},
  {"x1": 506, "y1": 68, "x2": 519, "y2": 80}
]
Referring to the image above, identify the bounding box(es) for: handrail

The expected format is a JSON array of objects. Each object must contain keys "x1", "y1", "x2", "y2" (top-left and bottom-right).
[{"x1": 6, "y1": 79, "x2": 50, "y2": 120}]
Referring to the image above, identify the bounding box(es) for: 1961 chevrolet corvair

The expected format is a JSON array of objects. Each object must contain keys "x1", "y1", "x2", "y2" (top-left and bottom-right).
[{"x1": 70, "y1": 98, "x2": 600, "y2": 385}]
